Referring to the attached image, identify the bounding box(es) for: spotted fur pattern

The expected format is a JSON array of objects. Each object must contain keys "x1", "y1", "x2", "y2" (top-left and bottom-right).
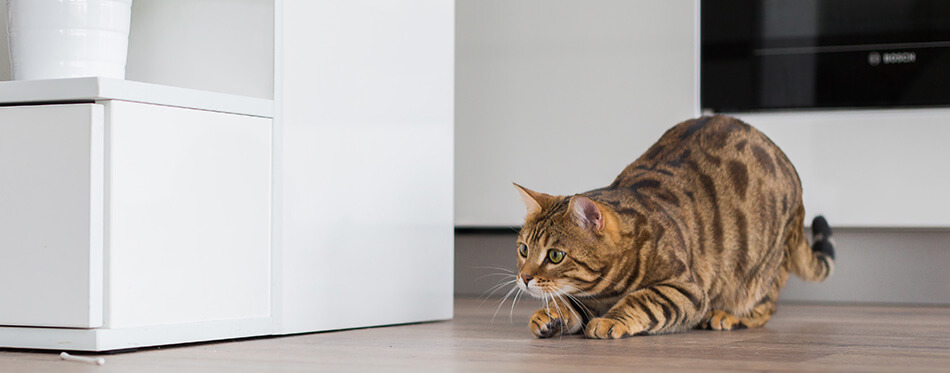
[{"x1": 514, "y1": 115, "x2": 834, "y2": 339}]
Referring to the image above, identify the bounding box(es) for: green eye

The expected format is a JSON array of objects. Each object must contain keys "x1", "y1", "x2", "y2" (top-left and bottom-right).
[
  {"x1": 547, "y1": 249, "x2": 565, "y2": 264},
  {"x1": 518, "y1": 244, "x2": 529, "y2": 257}
]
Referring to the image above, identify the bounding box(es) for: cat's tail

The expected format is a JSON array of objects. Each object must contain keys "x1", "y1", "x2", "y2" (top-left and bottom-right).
[{"x1": 788, "y1": 215, "x2": 835, "y2": 282}]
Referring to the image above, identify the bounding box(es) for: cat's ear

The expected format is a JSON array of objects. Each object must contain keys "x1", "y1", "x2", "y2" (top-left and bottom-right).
[
  {"x1": 569, "y1": 195, "x2": 605, "y2": 232},
  {"x1": 513, "y1": 183, "x2": 553, "y2": 217}
]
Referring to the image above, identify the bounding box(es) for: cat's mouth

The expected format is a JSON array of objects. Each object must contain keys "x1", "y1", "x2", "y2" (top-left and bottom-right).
[{"x1": 519, "y1": 282, "x2": 545, "y2": 298}]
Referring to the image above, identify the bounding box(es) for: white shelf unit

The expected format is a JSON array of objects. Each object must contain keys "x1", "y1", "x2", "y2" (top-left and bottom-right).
[
  {"x1": 0, "y1": 77, "x2": 273, "y2": 117},
  {"x1": 0, "y1": 80, "x2": 274, "y2": 350},
  {"x1": 0, "y1": 0, "x2": 454, "y2": 351}
]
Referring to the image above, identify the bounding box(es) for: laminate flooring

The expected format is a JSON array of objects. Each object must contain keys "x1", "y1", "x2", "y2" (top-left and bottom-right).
[{"x1": 1, "y1": 298, "x2": 948, "y2": 372}]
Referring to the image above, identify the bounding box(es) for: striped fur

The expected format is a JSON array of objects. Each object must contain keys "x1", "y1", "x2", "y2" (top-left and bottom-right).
[{"x1": 514, "y1": 115, "x2": 835, "y2": 339}]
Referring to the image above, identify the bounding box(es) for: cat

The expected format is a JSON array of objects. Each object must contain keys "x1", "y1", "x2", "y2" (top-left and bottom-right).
[{"x1": 513, "y1": 115, "x2": 835, "y2": 339}]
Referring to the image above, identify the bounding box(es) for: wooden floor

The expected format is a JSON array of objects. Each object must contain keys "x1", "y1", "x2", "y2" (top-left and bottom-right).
[{"x1": 1, "y1": 298, "x2": 948, "y2": 372}]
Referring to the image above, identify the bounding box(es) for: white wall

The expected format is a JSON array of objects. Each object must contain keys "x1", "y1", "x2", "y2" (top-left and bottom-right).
[
  {"x1": 457, "y1": 1, "x2": 950, "y2": 228},
  {"x1": 0, "y1": 3, "x2": 8, "y2": 81},
  {"x1": 0, "y1": 0, "x2": 273, "y2": 99},
  {"x1": 455, "y1": 0, "x2": 698, "y2": 227}
]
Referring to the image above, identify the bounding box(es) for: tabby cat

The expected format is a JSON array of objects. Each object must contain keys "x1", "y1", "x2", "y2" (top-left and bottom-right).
[{"x1": 513, "y1": 115, "x2": 835, "y2": 339}]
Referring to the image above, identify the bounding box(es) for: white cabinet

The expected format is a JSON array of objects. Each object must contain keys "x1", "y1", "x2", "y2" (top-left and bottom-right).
[
  {"x1": 0, "y1": 80, "x2": 274, "y2": 350},
  {"x1": 0, "y1": 104, "x2": 104, "y2": 328}
]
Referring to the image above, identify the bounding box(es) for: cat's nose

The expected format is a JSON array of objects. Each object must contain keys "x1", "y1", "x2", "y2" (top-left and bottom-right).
[{"x1": 520, "y1": 274, "x2": 534, "y2": 284}]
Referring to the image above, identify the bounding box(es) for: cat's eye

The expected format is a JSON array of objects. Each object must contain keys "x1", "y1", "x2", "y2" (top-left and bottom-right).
[
  {"x1": 518, "y1": 244, "x2": 528, "y2": 257},
  {"x1": 547, "y1": 249, "x2": 566, "y2": 264}
]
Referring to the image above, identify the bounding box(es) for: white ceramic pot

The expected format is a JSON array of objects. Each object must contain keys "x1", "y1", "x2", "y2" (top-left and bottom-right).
[{"x1": 7, "y1": 0, "x2": 133, "y2": 80}]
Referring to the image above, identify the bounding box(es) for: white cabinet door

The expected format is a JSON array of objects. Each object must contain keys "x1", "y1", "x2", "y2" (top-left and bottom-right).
[
  {"x1": 0, "y1": 104, "x2": 104, "y2": 328},
  {"x1": 106, "y1": 101, "x2": 272, "y2": 328}
]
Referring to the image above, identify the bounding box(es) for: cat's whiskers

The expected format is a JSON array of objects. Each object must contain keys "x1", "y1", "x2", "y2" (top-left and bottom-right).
[
  {"x1": 570, "y1": 289, "x2": 599, "y2": 298},
  {"x1": 549, "y1": 290, "x2": 568, "y2": 338},
  {"x1": 509, "y1": 287, "x2": 524, "y2": 324},
  {"x1": 473, "y1": 266, "x2": 516, "y2": 299},
  {"x1": 565, "y1": 286, "x2": 603, "y2": 303},
  {"x1": 559, "y1": 290, "x2": 594, "y2": 324},
  {"x1": 476, "y1": 272, "x2": 517, "y2": 281},
  {"x1": 554, "y1": 292, "x2": 583, "y2": 338},
  {"x1": 492, "y1": 285, "x2": 521, "y2": 322},
  {"x1": 540, "y1": 291, "x2": 558, "y2": 336},
  {"x1": 479, "y1": 277, "x2": 517, "y2": 307},
  {"x1": 480, "y1": 272, "x2": 516, "y2": 291},
  {"x1": 595, "y1": 274, "x2": 624, "y2": 287},
  {"x1": 474, "y1": 265, "x2": 515, "y2": 274},
  {"x1": 558, "y1": 283, "x2": 601, "y2": 316}
]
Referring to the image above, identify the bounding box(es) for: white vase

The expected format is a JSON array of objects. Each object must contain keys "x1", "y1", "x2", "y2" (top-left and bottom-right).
[{"x1": 7, "y1": 0, "x2": 133, "y2": 80}]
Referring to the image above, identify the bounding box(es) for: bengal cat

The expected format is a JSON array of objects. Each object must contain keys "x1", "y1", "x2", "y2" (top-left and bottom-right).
[{"x1": 513, "y1": 115, "x2": 835, "y2": 339}]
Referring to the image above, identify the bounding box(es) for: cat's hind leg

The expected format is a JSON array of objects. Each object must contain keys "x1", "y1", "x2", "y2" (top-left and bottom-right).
[
  {"x1": 699, "y1": 304, "x2": 772, "y2": 330},
  {"x1": 699, "y1": 309, "x2": 745, "y2": 330},
  {"x1": 700, "y1": 269, "x2": 787, "y2": 330}
]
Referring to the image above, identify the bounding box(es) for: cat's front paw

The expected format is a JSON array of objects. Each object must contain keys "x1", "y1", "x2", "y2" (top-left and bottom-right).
[
  {"x1": 585, "y1": 317, "x2": 630, "y2": 339},
  {"x1": 528, "y1": 309, "x2": 564, "y2": 338}
]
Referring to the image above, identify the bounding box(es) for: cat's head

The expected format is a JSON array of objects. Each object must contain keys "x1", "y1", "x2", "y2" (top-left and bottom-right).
[{"x1": 513, "y1": 183, "x2": 622, "y2": 299}]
